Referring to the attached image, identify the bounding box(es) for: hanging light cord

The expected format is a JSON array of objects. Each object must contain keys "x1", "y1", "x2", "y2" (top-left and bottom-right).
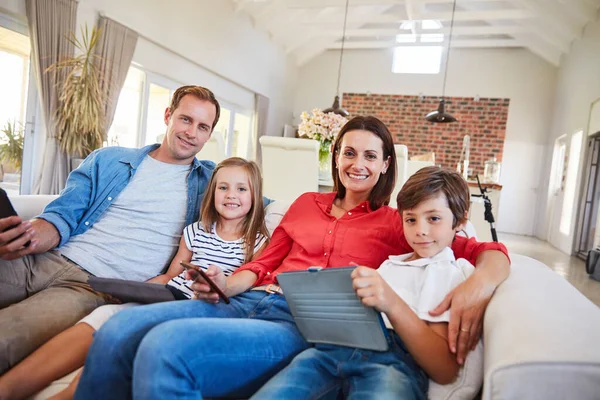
[
  {"x1": 441, "y1": 0, "x2": 457, "y2": 98},
  {"x1": 335, "y1": 0, "x2": 350, "y2": 96}
]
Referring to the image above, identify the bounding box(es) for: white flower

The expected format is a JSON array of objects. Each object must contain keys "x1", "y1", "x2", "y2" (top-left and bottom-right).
[{"x1": 297, "y1": 108, "x2": 348, "y2": 144}]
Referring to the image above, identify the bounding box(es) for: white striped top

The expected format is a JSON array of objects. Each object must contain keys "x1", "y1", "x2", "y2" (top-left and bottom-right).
[{"x1": 167, "y1": 222, "x2": 267, "y2": 298}]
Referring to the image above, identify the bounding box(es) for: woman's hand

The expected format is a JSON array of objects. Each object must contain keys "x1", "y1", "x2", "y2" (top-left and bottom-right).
[
  {"x1": 189, "y1": 265, "x2": 227, "y2": 303},
  {"x1": 350, "y1": 264, "x2": 400, "y2": 314},
  {"x1": 428, "y1": 273, "x2": 496, "y2": 365}
]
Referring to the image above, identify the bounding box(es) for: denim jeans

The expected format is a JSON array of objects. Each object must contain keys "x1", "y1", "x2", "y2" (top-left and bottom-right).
[
  {"x1": 251, "y1": 333, "x2": 429, "y2": 400},
  {"x1": 74, "y1": 290, "x2": 309, "y2": 400}
]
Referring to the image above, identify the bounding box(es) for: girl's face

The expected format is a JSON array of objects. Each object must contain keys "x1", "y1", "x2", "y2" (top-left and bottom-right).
[
  {"x1": 213, "y1": 166, "x2": 253, "y2": 225},
  {"x1": 336, "y1": 129, "x2": 390, "y2": 198}
]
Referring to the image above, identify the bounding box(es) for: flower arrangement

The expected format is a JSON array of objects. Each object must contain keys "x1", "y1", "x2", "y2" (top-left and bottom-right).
[
  {"x1": 298, "y1": 109, "x2": 348, "y2": 179},
  {"x1": 298, "y1": 108, "x2": 348, "y2": 145}
]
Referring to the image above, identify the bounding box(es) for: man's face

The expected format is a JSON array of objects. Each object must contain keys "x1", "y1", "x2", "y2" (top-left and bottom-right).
[{"x1": 161, "y1": 95, "x2": 217, "y2": 164}]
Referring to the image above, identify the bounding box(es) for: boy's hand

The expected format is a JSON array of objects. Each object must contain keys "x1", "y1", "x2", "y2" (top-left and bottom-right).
[
  {"x1": 189, "y1": 265, "x2": 227, "y2": 303},
  {"x1": 350, "y1": 264, "x2": 400, "y2": 314}
]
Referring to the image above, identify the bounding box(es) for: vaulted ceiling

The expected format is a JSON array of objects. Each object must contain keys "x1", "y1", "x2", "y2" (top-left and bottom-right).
[{"x1": 232, "y1": 0, "x2": 600, "y2": 66}]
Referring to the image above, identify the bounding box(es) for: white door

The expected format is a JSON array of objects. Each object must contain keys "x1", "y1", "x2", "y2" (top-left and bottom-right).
[{"x1": 547, "y1": 131, "x2": 584, "y2": 253}]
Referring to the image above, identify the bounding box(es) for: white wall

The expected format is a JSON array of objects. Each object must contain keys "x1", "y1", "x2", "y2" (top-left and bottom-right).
[
  {"x1": 76, "y1": 0, "x2": 297, "y2": 138},
  {"x1": 537, "y1": 20, "x2": 600, "y2": 253},
  {"x1": 296, "y1": 48, "x2": 557, "y2": 236}
]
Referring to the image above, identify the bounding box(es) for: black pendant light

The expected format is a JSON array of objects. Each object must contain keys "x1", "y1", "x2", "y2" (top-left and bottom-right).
[
  {"x1": 324, "y1": 0, "x2": 350, "y2": 117},
  {"x1": 425, "y1": 0, "x2": 458, "y2": 123}
]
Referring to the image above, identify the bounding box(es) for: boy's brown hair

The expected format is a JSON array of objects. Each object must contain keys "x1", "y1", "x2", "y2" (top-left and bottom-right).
[
  {"x1": 169, "y1": 85, "x2": 221, "y2": 130},
  {"x1": 396, "y1": 166, "x2": 470, "y2": 228},
  {"x1": 200, "y1": 157, "x2": 269, "y2": 263}
]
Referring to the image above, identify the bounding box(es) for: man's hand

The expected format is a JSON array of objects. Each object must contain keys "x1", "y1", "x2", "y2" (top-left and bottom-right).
[
  {"x1": 189, "y1": 265, "x2": 227, "y2": 303},
  {"x1": 0, "y1": 218, "x2": 59, "y2": 260},
  {"x1": 350, "y1": 264, "x2": 401, "y2": 314},
  {"x1": 429, "y1": 274, "x2": 496, "y2": 365}
]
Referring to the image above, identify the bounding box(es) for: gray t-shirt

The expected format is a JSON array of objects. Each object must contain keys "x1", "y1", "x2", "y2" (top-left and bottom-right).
[{"x1": 60, "y1": 155, "x2": 191, "y2": 281}]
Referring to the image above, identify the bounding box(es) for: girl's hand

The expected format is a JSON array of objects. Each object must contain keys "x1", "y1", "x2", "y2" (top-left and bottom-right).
[
  {"x1": 350, "y1": 264, "x2": 400, "y2": 314},
  {"x1": 189, "y1": 265, "x2": 227, "y2": 303}
]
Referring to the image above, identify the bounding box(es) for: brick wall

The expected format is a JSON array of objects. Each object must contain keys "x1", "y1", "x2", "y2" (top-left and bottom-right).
[{"x1": 343, "y1": 93, "x2": 510, "y2": 176}]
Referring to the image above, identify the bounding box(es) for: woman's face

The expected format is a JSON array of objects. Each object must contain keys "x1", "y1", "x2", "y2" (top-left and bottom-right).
[{"x1": 335, "y1": 129, "x2": 390, "y2": 198}]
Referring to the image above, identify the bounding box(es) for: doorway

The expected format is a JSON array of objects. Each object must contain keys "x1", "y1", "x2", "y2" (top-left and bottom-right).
[{"x1": 574, "y1": 135, "x2": 600, "y2": 260}]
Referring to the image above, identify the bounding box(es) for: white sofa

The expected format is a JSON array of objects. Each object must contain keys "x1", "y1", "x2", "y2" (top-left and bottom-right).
[{"x1": 8, "y1": 195, "x2": 600, "y2": 400}]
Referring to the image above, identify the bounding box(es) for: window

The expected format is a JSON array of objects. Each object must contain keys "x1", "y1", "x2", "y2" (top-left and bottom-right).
[
  {"x1": 107, "y1": 67, "x2": 144, "y2": 148},
  {"x1": 0, "y1": 25, "x2": 31, "y2": 195},
  {"x1": 392, "y1": 46, "x2": 443, "y2": 74},
  {"x1": 560, "y1": 130, "x2": 584, "y2": 235},
  {"x1": 107, "y1": 66, "x2": 256, "y2": 160},
  {"x1": 144, "y1": 83, "x2": 172, "y2": 146}
]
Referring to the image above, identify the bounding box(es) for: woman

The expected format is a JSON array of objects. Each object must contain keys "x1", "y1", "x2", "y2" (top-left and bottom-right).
[{"x1": 75, "y1": 116, "x2": 509, "y2": 399}]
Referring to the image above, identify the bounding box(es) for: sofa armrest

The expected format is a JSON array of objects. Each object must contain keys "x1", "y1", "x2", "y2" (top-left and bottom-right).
[
  {"x1": 8, "y1": 195, "x2": 59, "y2": 220},
  {"x1": 482, "y1": 254, "x2": 600, "y2": 399}
]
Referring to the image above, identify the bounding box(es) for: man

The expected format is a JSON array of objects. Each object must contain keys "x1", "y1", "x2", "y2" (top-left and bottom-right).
[{"x1": 0, "y1": 85, "x2": 220, "y2": 374}]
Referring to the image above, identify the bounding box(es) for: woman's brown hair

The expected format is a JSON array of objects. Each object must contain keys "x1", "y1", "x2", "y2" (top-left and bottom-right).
[
  {"x1": 199, "y1": 157, "x2": 269, "y2": 263},
  {"x1": 396, "y1": 166, "x2": 470, "y2": 228},
  {"x1": 331, "y1": 116, "x2": 397, "y2": 210}
]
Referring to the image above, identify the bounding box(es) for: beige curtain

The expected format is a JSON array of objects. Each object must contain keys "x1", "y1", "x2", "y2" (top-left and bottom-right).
[
  {"x1": 254, "y1": 94, "x2": 269, "y2": 168},
  {"x1": 95, "y1": 16, "x2": 138, "y2": 138},
  {"x1": 26, "y1": 0, "x2": 77, "y2": 195}
]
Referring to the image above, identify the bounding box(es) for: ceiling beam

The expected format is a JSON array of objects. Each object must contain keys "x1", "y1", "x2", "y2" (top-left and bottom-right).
[
  {"x1": 319, "y1": 25, "x2": 527, "y2": 38},
  {"x1": 518, "y1": 0, "x2": 582, "y2": 40},
  {"x1": 510, "y1": 32, "x2": 562, "y2": 66},
  {"x1": 285, "y1": 0, "x2": 504, "y2": 7},
  {"x1": 515, "y1": 19, "x2": 571, "y2": 54},
  {"x1": 324, "y1": 38, "x2": 525, "y2": 49},
  {"x1": 299, "y1": 9, "x2": 535, "y2": 25}
]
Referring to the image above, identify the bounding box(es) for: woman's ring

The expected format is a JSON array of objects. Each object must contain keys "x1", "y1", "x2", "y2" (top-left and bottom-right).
[{"x1": 460, "y1": 327, "x2": 470, "y2": 333}]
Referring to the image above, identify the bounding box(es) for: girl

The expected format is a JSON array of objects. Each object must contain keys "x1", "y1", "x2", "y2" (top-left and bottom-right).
[{"x1": 0, "y1": 157, "x2": 268, "y2": 400}]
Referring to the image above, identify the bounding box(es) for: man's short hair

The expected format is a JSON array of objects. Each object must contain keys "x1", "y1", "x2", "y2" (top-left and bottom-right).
[
  {"x1": 169, "y1": 85, "x2": 221, "y2": 131},
  {"x1": 396, "y1": 166, "x2": 470, "y2": 228}
]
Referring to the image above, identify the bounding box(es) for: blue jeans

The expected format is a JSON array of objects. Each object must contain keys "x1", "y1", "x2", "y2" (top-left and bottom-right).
[
  {"x1": 251, "y1": 333, "x2": 428, "y2": 400},
  {"x1": 74, "y1": 291, "x2": 309, "y2": 400}
]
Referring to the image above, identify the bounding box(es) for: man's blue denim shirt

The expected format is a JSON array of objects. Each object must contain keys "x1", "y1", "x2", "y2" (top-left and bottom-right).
[{"x1": 39, "y1": 144, "x2": 217, "y2": 248}]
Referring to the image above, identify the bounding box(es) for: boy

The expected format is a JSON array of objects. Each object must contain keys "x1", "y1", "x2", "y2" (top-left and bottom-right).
[{"x1": 252, "y1": 166, "x2": 488, "y2": 400}]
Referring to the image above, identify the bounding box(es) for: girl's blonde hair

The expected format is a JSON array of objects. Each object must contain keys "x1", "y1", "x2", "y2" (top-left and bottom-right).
[{"x1": 200, "y1": 157, "x2": 269, "y2": 263}]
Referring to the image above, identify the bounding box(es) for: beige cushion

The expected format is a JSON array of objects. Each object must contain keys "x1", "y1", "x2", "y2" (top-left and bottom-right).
[
  {"x1": 482, "y1": 254, "x2": 600, "y2": 399},
  {"x1": 428, "y1": 341, "x2": 483, "y2": 400}
]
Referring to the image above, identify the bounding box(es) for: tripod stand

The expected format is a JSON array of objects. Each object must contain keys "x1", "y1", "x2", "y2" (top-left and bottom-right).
[{"x1": 471, "y1": 175, "x2": 498, "y2": 242}]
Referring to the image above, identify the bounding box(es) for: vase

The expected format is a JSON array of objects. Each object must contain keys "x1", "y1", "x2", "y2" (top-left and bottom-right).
[{"x1": 318, "y1": 140, "x2": 332, "y2": 181}]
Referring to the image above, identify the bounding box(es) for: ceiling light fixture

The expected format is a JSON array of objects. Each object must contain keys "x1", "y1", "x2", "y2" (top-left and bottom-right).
[
  {"x1": 425, "y1": 0, "x2": 458, "y2": 123},
  {"x1": 323, "y1": 0, "x2": 350, "y2": 117}
]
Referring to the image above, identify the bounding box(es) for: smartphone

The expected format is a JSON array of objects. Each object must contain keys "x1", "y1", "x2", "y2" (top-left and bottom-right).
[
  {"x1": 180, "y1": 261, "x2": 230, "y2": 304},
  {"x1": 0, "y1": 188, "x2": 31, "y2": 247},
  {"x1": 0, "y1": 188, "x2": 18, "y2": 219}
]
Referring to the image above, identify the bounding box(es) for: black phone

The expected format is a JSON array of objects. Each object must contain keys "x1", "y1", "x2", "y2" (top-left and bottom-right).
[
  {"x1": 0, "y1": 188, "x2": 31, "y2": 247},
  {"x1": 180, "y1": 261, "x2": 230, "y2": 304},
  {"x1": 0, "y1": 188, "x2": 18, "y2": 219}
]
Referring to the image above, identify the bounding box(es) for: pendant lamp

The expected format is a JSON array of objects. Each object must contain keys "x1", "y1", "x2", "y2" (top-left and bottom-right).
[
  {"x1": 425, "y1": 0, "x2": 458, "y2": 123},
  {"x1": 323, "y1": 0, "x2": 350, "y2": 117}
]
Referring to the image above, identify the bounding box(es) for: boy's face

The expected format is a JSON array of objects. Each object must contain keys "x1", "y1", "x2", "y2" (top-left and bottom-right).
[{"x1": 401, "y1": 192, "x2": 465, "y2": 259}]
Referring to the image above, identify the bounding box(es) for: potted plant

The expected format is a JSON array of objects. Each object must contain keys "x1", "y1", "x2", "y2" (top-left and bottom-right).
[
  {"x1": 47, "y1": 25, "x2": 105, "y2": 168},
  {"x1": 0, "y1": 120, "x2": 25, "y2": 182}
]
